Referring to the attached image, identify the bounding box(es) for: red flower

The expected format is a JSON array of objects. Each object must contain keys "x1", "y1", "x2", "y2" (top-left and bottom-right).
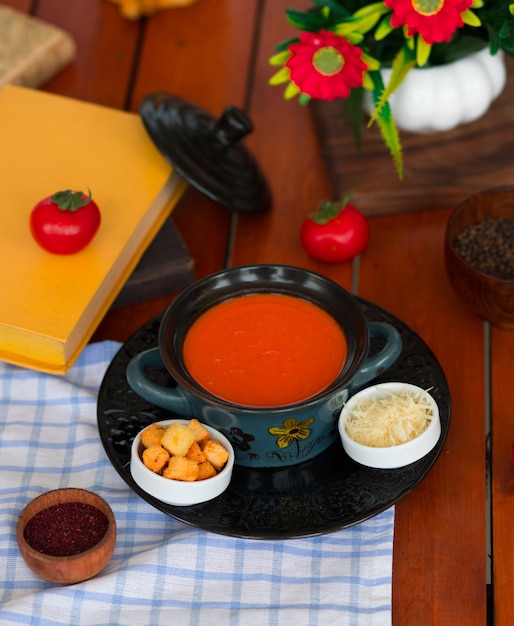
[
  {"x1": 285, "y1": 30, "x2": 368, "y2": 101},
  {"x1": 384, "y1": 0, "x2": 473, "y2": 44}
]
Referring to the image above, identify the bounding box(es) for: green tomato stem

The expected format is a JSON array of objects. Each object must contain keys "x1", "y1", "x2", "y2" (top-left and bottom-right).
[
  {"x1": 51, "y1": 189, "x2": 92, "y2": 212},
  {"x1": 308, "y1": 194, "x2": 352, "y2": 225}
]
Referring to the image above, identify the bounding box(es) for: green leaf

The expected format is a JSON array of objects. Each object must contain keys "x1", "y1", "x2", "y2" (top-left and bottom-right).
[
  {"x1": 369, "y1": 75, "x2": 403, "y2": 179},
  {"x1": 352, "y1": 11, "x2": 385, "y2": 34},
  {"x1": 285, "y1": 9, "x2": 330, "y2": 31},
  {"x1": 405, "y1": 29, "x2": 415, "y2": 50},
  {"x1": 416, "y1": 35, "x2": 432, "y2": 66},
  {"x1": 376, "y1": 114, "x2": 403, "y2": 179},
  {"x1": 273, "y1": 37, "x2": 299, "y2": 53},
  {"x1": 354, "y1": 2, "x2": 390, "y2": 19},
  {"x1": 362, "y1": 72, "x2": 375, "y2": 89},
  {"x1": 362, "y1": 52, "x2": 380, "y2": 71},
  {"x1": 368, "y1": 45, "x2": 416, "y2": 123},
  {"x1": 343, "y1": 89, "x2": 365, "y2": 149},
  {"x1": 284, "y1": 81, "x2": 300, "y2": 99},
  {"x1": 333, "y1": 19, "x2": 365, "y2": 37},
  {"x1": 375, "y1": 16, "x2": 394, "y2": 41},
  {"x1": 339, "y1": 30, "x2": 365, "y2": 45},
  {"x1": 462, "y1": 9, "x2": 482, "y2": 27},
  {"x1": 269, "y1": 50, "x2": 290, "y2": 66},
  {"x1": 331, "y1": 3, "x2": 389, "y2": 38},
  {"x1": 269, "y1": 67, "x2": 290, "y2": 86},
  {"x1": 310, "y1": 0, "x2": 351, "y2": 18}
]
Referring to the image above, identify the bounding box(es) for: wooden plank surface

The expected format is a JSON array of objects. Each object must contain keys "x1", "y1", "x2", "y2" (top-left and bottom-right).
[
  {"x1": 2, "y1": 0, "x2": 32, "y2": 12},
  {"x1": 491, "y1": 329, "x2": 514, "y2": 626},
  {"x1": 38, "y1": 0, "x2": 141, "y2": 107}
]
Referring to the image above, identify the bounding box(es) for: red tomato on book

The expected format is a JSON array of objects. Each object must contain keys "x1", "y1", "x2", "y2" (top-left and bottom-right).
[{"x1": 30, "y1": 189, "x2": 101, "y2": 255}]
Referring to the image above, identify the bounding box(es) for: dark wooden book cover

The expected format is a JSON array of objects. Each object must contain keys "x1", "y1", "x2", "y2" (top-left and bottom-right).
[
  {"x1": 0, "y1": 5, "x2": 76, "y2": 88},
  {"x1": 311, "y1": 57, "x2": 514, "y2": 216},
  {"x1": 112, "y1": 219, "x2": 195, "y2": 309}
]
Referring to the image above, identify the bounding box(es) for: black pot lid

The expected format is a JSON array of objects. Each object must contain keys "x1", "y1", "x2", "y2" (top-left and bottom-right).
[{"x1": 139, "y1": 92, "x2": 272, "y2": 215}]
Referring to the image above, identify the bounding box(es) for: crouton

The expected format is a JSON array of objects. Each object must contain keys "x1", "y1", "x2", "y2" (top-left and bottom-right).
[
  {"x1": 161, "y1": 422, "x2": 195, "y2": 457},
  {"x1": 186, "y1": 441, "x2": 207, "y2": 464},
  {"x1": 162, "y1": 456, "x2": 199, "y2": 482},
  {"x1": 142, "y1": 444, "x2": 170, "y2": 473},
  {"x1": 187, "y1": 418, "x2": 211, "y2": 444},
  {"x1": 202, "y1": 439, "x2": 229, "y2": 471},
  {"x1": 140, "y1": 422, "x2": 165, "y2": 448},
  {"x1": 197, "y1": 460, "x2": 217, "y2": 481}
]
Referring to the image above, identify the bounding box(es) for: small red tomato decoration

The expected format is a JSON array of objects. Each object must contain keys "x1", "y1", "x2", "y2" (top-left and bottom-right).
[
  {"x1": 30, "y1": 189, "x2": 101, "y2": 255},
  {"x1": 300, "y1": 198, "x2": 369, "y2": 263}
]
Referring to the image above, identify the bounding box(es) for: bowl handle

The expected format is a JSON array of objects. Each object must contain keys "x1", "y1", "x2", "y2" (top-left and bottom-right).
[
  {"x1": 126, "y1": 347, "x2": 192, "y2": 414},
  {"x1": 351, "y1": 322, "x2": 403, "y2": 390}
]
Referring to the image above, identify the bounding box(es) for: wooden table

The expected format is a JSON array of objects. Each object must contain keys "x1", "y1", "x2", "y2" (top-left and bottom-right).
[{"x1": 9, "y1": 0, "x2": 514, "y2": 623}]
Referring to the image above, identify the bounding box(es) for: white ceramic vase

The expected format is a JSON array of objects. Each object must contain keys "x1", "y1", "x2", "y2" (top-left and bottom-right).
[{"x1": 366, "y1": 47, "x2": 507, "y2": 133}]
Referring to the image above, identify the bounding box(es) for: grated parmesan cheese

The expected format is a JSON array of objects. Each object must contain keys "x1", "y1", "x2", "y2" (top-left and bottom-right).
[{"x1": 344, "y1": 386, "x2": 434, "y2": 448}]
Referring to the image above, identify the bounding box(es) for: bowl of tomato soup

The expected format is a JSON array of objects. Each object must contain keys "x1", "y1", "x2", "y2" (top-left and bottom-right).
[
  {"x1": 127, "y1": 264, "x2": 402, "y2": 468},
  {"x1": 183, "y1": 293, "x2": 347, "y2": 407}
]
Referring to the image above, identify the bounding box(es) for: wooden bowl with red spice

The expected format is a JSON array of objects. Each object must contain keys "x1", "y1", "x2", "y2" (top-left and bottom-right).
[
  {"x1": 16, "y1": 488, "x2": 116, "y2": 584},
  {"x1": 445, "y1": 187, "x2": 514, "y2": 329}
]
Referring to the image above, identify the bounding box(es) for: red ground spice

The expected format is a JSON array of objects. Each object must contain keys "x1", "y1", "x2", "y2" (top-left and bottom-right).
[{"x1": 23, "y1": 502, "x2": 109, "y2": 556}]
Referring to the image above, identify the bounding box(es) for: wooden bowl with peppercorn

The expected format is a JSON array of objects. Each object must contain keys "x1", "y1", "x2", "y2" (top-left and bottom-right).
[
  {"x1": 16, "y1": 488, "x2": 116, "y2": 584},
  {"x1": 445, "y1": 187, "x2": 514, "y2": 329}
]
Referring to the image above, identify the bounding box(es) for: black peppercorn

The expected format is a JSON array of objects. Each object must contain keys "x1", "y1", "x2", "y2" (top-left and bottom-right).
[{"x1": 454, "y1": 217, "x2": 514, "y2": 280}]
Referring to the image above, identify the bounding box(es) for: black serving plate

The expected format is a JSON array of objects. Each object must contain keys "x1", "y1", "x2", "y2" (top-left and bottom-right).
[{"x1": 97, "y1": 298, "x2": 450, "y2": 539}]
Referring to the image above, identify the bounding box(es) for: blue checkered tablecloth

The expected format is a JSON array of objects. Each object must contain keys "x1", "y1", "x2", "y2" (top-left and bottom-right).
[{"x1": 0, "y1": 341, "x2": 394, "y2": 626}]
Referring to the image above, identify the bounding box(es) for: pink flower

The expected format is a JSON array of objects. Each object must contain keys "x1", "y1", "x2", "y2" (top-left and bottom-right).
[
  {"x1": 384, "y1": 0, "x2": 473, "y2": 44},
  {"x1": 285, "y1": 30, "x2": 368, "y2": 101}
]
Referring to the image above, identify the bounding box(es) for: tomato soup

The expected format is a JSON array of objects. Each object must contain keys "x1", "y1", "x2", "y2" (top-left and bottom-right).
[{"x1": 182, "y1": 293, "x2": 347, "y2": 407}]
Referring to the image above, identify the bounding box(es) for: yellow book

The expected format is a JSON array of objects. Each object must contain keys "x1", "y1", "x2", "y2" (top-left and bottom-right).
[{"x1": 0, "y1": 84, "x2": 187, "y2": 374}]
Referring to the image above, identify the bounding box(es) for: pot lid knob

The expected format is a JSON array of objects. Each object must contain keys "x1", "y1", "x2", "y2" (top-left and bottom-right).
[{"x1": 140, "y1": 92, "x2": 272, "y2": 215}]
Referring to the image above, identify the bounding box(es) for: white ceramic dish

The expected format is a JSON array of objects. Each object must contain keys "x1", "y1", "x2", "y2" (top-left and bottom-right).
[
  {"x1": 338, "y1": 382, "x2": 441, "y2": 469},
  {"x1": 130, "y1": 419, "x2": 235, "y2": 506}
]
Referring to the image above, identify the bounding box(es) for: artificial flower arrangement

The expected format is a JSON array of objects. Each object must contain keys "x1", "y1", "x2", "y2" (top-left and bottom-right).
[{"x1": 269, "y1": 0, "x2": 514, "y2": 178}]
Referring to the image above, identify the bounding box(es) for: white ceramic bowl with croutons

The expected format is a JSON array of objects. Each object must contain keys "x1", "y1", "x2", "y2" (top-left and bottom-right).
[
  {"x1": 130, "y1": 418, "x2": 234, "y2": 506},
  {"x1": 338, "y1": 382, "x2": 441, "y2": 469}
]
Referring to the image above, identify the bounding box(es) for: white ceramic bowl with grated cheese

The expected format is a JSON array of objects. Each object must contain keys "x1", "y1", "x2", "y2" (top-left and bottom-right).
[{"x1": 338, "y1": 382, "x2": 441, "y2": 469}]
